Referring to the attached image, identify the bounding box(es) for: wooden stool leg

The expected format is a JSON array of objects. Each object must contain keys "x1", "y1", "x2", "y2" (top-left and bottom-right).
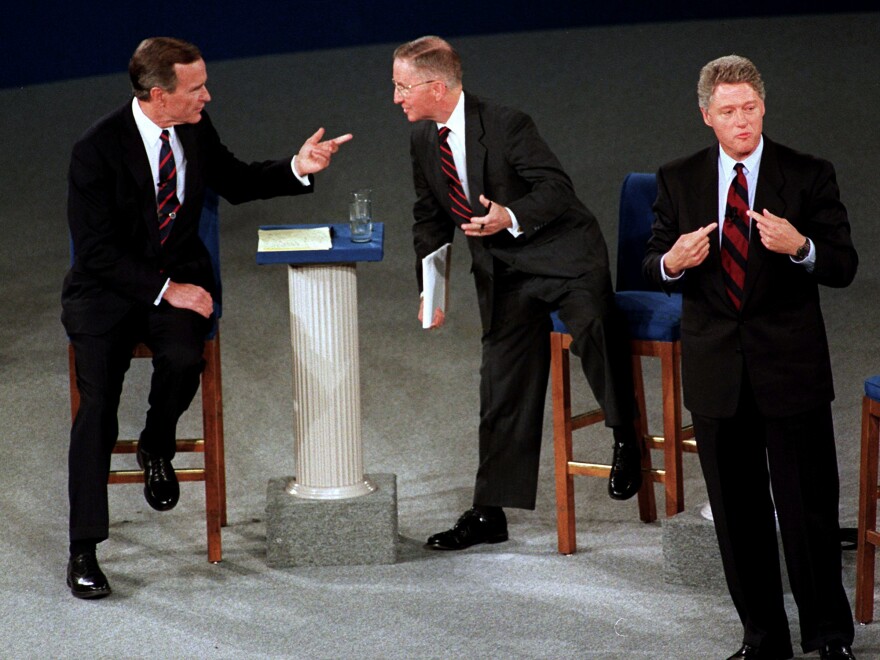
[
  {"x1": 202, "y1": 338, "x2": 224, "y2": 563},
  {"x1": 856, "y1": 396, "x2": 880, "y2": 623},
  {"x1": 551, "y1": 333, "x2": 577, "y2": 555},
  {"x1": 660, "y1": 342, "x2": 684, "y2": 516}
]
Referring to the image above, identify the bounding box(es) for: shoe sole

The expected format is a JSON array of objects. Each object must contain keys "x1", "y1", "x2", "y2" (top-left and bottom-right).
[{"x1": 425, "y1": 534, "x2": 509, "y2": 551}]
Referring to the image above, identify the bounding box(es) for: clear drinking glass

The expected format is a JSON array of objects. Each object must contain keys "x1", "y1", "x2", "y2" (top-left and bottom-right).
[{"x1": 349, "y1": 189, "x2": 373, "y2": 243}]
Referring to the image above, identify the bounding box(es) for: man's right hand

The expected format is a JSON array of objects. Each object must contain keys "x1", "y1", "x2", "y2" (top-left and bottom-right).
[
  {"x1": 663, "y1": 223, "x2": 718, "y2": 278},
  {"x1": 163, "y1": 281, "x2": 213, "y2": 318},
  {"x1": 418, "y1": 298, "x2": 445, "y2": 329}
]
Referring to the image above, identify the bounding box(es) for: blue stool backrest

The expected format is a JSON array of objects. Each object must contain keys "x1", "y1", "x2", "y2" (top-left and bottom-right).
[
  {"x1": 198, "y1": 189, "x2": 222, "y2": 321},
  {"x1": 615, "y1": 173, "x2": 659, "y2": 293}
]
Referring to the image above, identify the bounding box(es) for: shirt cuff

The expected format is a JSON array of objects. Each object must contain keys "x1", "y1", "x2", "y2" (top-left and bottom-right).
[
  {"x1": 153, "y1": 278, "x2": 171, "y2": 306},
  {"x1": 506, "y1": 207, "x2": 524, "y2": 238},
  {"x1": 291, "y1": 156, "x2": 311, "y2": 186},
  {"x1": 660, "y1": 254, "x2": 684, "y2": 282}
]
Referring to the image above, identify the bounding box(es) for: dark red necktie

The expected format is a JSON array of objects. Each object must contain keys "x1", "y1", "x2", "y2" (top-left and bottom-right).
[
  {"x1": 157, "y1": 130, "x2": 181, "y2": 246},
  {"x1": 721, "y1": 163, "x2": 750, "y2": 309},
  {"x1": 437, "y1": 126, "x2": 472, "y2": 222}
]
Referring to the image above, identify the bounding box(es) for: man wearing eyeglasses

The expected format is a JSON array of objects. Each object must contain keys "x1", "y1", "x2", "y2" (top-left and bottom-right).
[{"x1": 392, "y1": 35, "x2": 642, "y2": 551}]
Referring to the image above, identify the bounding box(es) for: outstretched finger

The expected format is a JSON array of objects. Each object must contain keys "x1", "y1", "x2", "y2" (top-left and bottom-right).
[
  {"x1": 328, "y1": 133, "x2": 353, "y2": 146},
  {"x1": 306, "y1": 127, "x2": 326, "y2": 145}
]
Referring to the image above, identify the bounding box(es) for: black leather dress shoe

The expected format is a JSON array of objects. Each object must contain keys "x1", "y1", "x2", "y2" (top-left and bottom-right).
[
  {"x1": 726, "y1": 643, "x2": 793, "y2": 660},
  {"x1": 425, "y1": 508, "x2": 508, "y2": 550},
  {"x1": 137, "y1": 446, "x2": 179, "y2": 511},
  {"x1": 820, "y1": 641, "x2": 856, "y2": 659},
  {"x1": 608, "y1": 439, "x2": 642, "y2": 500},
  {"x1": 67, "y1": 552, "x2": 111, "y2": 599}
]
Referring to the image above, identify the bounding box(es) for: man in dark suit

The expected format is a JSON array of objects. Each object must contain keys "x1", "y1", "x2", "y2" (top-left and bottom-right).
[
  {"x1": 392, "y1": 36, "x2": 642, "y2": 550},
  {"x1": 643, "y1": 55, "x2": 857, "y2": 660},
  {"x1": 62, "y1": 37, "x2": 350, "y2": 599}
]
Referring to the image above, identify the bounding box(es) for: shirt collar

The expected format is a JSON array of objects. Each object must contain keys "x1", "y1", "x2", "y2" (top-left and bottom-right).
[
  {"x1": 719, "y1": 134, "x2": 764, "y2": 177},
  {"x1": 131, "y1": 96, "x2": 174, "y2": 148},
  {"x1": 437, "y1": 91, "x2": 466, "y2": 137}
]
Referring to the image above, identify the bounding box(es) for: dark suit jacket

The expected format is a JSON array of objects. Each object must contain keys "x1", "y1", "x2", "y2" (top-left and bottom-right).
[
  {"x1": 643, "y1": 136, "x2": 857, "y2": 418},
  {"x1": 62, "y1": 102, "x2": 310, "y2": 335},
  {"x1": 409, "y1": 92, "x2": 610, "y2": 330}
]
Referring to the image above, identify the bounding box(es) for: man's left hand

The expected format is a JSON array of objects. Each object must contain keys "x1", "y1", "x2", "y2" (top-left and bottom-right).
[
  {"x1": 295, "y1": 127, "x2": 353, "y2": 176},
  {"x1": 748, "y1": 208, "x2": 804, "y2": 256},
  {"x1": 462, "y1": 195, "x2": 512, "y2": 237}
]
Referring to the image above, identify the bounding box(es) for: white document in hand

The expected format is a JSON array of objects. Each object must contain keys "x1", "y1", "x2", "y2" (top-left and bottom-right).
[{"x1": 421, "y1": 243, "x2": 452, "y2": 329}]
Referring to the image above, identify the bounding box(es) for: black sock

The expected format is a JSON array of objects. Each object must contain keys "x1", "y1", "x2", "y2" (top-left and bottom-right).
[
  {"x1": 69, "y1": 540, "x2": 98, "y2": 558},
  {"x1": 612, "y1": 424, "x2": 638, "y2": 446},
  {"x1": 473, "y1": 505, "x2": 502, "y2": 517}
]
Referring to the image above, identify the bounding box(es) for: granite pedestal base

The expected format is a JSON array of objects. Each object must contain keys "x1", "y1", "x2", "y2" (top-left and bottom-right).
[
  {"x1": 662, "y1": 504, "x2": 789, "y2": 591},
  {"x1": 266, "y1": 473, "x2": 398, "y2": 567}
]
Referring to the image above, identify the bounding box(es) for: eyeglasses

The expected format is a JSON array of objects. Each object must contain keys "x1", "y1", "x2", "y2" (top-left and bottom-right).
[{"x1": 392, "y1": 79, "x2": 438, "y2": 97}]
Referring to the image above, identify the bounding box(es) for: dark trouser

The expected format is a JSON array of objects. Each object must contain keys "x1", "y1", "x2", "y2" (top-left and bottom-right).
[
  {"x1": 693, "y1": 370, "x2": 854, "y2": 655},
  {"x1": 473, "y1": 266, "x2": 636, "y2": 510},
  {"x1": 68, "y1": 303, "x2": 210, "y2": 543}
]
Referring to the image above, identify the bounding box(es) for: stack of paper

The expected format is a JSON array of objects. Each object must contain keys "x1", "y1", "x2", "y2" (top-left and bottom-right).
[
  {"x1": 257, "y1": 227, "x2": 332, "y2": 252},
  {"x1": 421, "y1": 243, "x2": 452, "y2": 329}
]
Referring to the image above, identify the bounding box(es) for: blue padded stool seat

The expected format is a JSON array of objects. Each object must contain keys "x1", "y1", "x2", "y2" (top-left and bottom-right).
[
  {"x1": 865, "y1": 375, "x2": 880, "y2": 402},
  {"x1": 615, "y1": 291, "x2": 681, "y2": 342},
  {"x1": 550, "y1": 310, "x2": 567, "y2": 334},
  {"x1": 549, "y1": 292, "x2": 681, "y2": 343}
]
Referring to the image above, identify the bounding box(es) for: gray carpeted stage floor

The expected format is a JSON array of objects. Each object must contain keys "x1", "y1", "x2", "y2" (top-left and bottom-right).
[{"x1": 1, "y1": 12, "x2": 879, "y2": 659}]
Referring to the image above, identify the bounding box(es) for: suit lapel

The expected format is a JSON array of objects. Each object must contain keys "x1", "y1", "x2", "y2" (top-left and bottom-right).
[
  {"x1": 742, "y1": 136, "x2": 786, "y2": 309},
  {"x1": 464, "y1": 93, "x2": 486, "y2": 215},
  {"x1": 120, "y1": 105, "x2": 162, "y2": 249},
  {"x1": 177, "y1": 122, "x2": 200, "y2": 204},
  {"x1": 697, "y1": 145, "x2": 733, "y2": 310}
]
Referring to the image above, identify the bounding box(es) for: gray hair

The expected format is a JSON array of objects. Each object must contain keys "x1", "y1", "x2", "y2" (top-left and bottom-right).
[
  {"x1": 697, "y1": 54, "x2": 765, "y2": 109},
  {"x1": 393, "y1": 35, "x2": 462, "y2": 87}
]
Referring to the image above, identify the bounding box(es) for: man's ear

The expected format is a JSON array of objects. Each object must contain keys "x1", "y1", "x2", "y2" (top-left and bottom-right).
[{"x1": 700, "y1": 107, "x2": 712, "y2": 128}]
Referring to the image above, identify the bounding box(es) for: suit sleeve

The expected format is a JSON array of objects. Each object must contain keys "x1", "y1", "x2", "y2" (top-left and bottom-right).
[
  {"x1": 198, "y1": 112, "x2": 312, "y2": 205},
  {"x1": 499, "y1": 110, "x2": 579, "y2": 237},
  {"x1": 800, "y1": 159, "x2": 857, "y2": 288},
  {"x1": 411, "y1": 131, "x2": 455, "y2": 293},
  {"x1": 642, "y1": 165, "x2": 681, "y2": 292}
]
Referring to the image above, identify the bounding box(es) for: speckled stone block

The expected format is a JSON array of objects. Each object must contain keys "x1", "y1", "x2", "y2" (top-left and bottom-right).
[{"x1": 265, "y1": 473, "x2": 398, "y2": 567}]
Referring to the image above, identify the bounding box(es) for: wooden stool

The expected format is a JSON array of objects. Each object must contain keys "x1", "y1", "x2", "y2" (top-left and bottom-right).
[
  {"x1": 551, "y1": 326, "x2": 658, "y2": 555},
  {"x1": 550, "y1": 173, "x2": 697, "y2": 555},
  {"x1": 855, "y1": 374, "x2": 880, "y2": 622},
  {"x1": 67, "y1": 332, "x2": 227, "y2": 563}
]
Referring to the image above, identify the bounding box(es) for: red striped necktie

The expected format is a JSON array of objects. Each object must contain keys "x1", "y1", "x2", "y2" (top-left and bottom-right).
[
  {"x1": 157, "y1": 129, "x2": 181, "y2": 246},
  {"x1": 720, "y1": 162, "x2": 750, "y2": 309},
  {"x1": 437, "y1": 126, "x2": 472, "y2": 222}
]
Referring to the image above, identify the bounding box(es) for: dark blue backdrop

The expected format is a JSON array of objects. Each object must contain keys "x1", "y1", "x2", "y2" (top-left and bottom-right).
[{"x1": 3, "y1": 1, "x2": 874, "y2": 89}]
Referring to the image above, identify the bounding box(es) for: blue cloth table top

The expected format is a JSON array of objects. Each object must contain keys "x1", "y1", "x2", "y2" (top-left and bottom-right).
[
  {"x1": 256, "y1": 223, "x2": 384, "y2": 265},
  {"x1": 866, "y1": 375, "x2": 880, "y2": 402}
]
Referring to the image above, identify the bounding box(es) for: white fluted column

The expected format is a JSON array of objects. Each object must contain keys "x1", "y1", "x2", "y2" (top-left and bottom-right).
[{"x1": 286, "y1": 263, "x2": 375, "y2": 499}]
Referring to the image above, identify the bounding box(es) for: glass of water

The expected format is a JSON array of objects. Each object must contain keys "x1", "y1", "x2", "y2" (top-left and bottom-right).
[{"x1": 349, "y1": 188, "x2": 372, "y2": 243}]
